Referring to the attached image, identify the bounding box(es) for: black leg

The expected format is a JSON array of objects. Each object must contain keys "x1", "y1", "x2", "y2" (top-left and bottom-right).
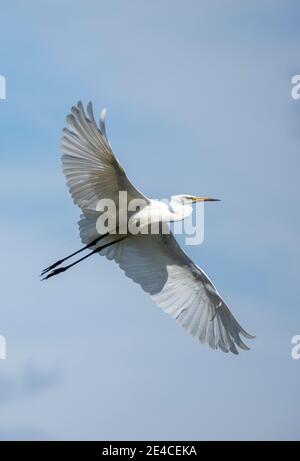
[
  {"x1": 40, "y1": 232, "x2": 110, "y2": 277},
  {"x1": 41, "y1": 236, "x2": 127, "y2": 280}
]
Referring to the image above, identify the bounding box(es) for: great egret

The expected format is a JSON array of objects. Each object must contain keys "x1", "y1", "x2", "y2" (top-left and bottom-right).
[{"x1": 41, "y1": 101, "x2": 254, "y2": 354}]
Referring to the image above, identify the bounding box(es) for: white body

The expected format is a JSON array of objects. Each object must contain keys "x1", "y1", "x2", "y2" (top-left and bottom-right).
[
  {"x1": 130, "y1": 198, "x2": 193, "y2": 230},
  {"x1": 61, "y1": 102, "x2": 254, "y2": 354}
]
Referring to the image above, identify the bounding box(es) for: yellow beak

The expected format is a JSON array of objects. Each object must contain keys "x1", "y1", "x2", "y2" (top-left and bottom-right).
[{"x1": 193, "y1": 196, "x2": 220, "y2": 202}]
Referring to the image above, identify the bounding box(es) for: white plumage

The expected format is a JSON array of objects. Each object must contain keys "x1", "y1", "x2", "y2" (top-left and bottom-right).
[{"x1": 60, "y1": 101, "x2": 254, "y2": 354}]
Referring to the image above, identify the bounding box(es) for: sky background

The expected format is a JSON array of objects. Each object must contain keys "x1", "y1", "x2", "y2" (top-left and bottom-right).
[{"x1": 0, "y1": 0, "x2": 300, "y2": 440}]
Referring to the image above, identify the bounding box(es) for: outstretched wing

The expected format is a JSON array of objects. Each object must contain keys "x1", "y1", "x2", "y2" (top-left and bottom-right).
[
  {"x1": 61, "y1": 101, "x2": 148, "y2": 211},
  {"x1": 79, "y1": 213, "x2": 254, "y2": 354}
]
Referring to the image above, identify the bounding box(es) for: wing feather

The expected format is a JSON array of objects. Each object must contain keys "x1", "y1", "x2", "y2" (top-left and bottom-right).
[
  {"x1": 61, "y1": 101, "x2": 148, "y2": 211},
  {"x1": 78, "y1": 212, "x2": 253, "y2": 354}
]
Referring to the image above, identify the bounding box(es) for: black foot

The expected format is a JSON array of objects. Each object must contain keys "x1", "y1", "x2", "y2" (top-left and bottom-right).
[
  {"x1": 41, "y1": 266, "x2": 67, "y2": 280},
  {"x1": 40, "y1": 260, "x2": 64, "y2": 277}
]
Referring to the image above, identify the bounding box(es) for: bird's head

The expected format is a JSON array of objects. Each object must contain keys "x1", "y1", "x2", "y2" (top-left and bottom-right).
[{"x1": 171, "y1": 194, "x2": 220, "y2": 204}]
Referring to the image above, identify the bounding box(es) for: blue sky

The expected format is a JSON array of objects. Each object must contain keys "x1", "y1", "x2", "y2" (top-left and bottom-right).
[{"x1": 0, "y1": 0, "x2": 300, "y2": 440}]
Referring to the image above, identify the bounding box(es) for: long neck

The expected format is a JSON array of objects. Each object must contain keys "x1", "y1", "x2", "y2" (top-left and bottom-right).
[{"x1": 169, "y1": 198, "x2": 193, "y2": 221}]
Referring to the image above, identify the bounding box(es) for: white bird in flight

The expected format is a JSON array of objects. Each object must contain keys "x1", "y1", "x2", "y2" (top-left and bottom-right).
[{"x1": 41, "y1": 101, "x2": 254, "y2": 354}]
